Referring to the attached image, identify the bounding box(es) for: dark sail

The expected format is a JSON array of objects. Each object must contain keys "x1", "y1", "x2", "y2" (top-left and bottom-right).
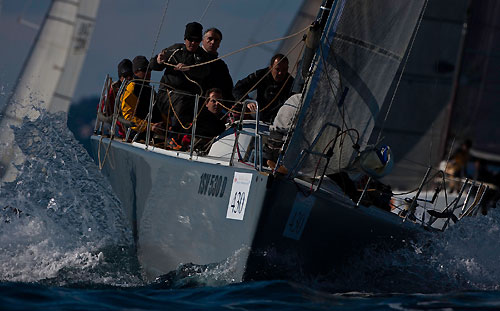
[
  {"x1": 446, "y1": 0, "x2": 500, "y2": 163},
  {"x1": 369, "y1": 0, "x2": 469, "y2": 189}
]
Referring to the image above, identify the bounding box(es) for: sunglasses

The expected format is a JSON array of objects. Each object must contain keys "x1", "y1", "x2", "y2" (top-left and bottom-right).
[{"x1": 186, "y1": 37, "x2": 201, "y2": 43}]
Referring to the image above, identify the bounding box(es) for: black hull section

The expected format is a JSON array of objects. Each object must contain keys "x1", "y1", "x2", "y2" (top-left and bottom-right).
[{"x1": 245, "y1": 178, "x2": 421, "y2": 280}]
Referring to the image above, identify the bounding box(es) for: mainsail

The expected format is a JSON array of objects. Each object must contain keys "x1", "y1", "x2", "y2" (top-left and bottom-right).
[
  {"x1": 0, "y1": 0, "x2": 100, "y2": 182},
  {"x1": 284, "y1": 0, "x2": 426, "y2": 176}
]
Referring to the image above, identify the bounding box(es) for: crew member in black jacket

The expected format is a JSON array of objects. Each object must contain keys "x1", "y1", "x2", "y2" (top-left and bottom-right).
[
  {"x1": 232, "y1": 54, "x2": 294, "y2": 123},
  {"x1": 201, "y1": 27, "x2": 234, "y2": 103},
  {"x1": 150, "y1": 22, "x2": 212, "y2": 132}
]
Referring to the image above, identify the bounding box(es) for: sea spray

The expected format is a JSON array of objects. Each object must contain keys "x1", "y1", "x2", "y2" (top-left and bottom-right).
[
  {"x1": 428, "y1": 210, "x2": 500, "y2": 290},
  {"x1": 307, "y1": 208, "x2": 500, "y2": 293},
  {"x1": 0, "y1": 112, "x2": 141, "y2": 286}
]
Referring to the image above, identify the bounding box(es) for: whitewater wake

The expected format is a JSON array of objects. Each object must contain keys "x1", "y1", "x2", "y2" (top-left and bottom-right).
[
  {"x1": 1, "y1": 110, "x2": 500, "y2": 293},
  {"x1": 0, "y1": 112, "x2": 140, "y2": 286}
]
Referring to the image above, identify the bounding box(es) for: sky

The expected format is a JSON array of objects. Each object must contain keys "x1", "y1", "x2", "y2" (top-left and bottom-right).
[{"x1": 0, "y1": 0, "x2": 304, "y2": 108}]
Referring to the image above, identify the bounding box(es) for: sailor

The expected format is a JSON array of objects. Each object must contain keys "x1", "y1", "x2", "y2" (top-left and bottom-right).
[
  {"x1": 112, "y1": 58, "x2": 133, "y2": 105},
  {"x1": 263, "y1": 93, "x2": 301, "y2": 172},
  {"x1": 194, "y1": 88, "x2": 226, "y2": 139},
  {"x1": 150, "y1": 22, "x2": 212, "y2": 135},
  {"x1": 201, "y1": 28, "x2": 234, "y2": 102},
  {"x1": 446, "y1": 139, "x2": 472, "y2": 192},
  {"x1": 120, "y1": 56, "x2": 163, "y2": 137},
  {"x1": 232, "y1": 53, "x2": 294, "y2": 123},
  {"x1": 102, "y1": 58, "x2": 133, "y2": 137}
]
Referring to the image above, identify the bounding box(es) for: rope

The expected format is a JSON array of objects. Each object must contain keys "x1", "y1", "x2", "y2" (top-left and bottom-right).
[
  {"x1": 116, "y1": 14, "x2": 308, "y2": 147},
  {"x1": 165, "y1": 90, "x2": 205, "y2": 130},
  {"x1": 150, "y1": 25, "x2": 308, "y2": 131},
  {"x1": 159, "y1": 25, "x2": 311, "y2": 70},
  {"x1": 252, "y1": 41, "x2": 305, "y2": 114},
  {"x1": 156, "y1": 39, "x2": 304, "y2": 129},
  {"x1": 166, "y1": 48, "x2": 205, "y2": 95},
  {"x1": 97, "y1": 136, "x2": 115, "y2": 170},
  {"x1": 218, "y1": 38, "x2": 305, "y2": 117},
  {"x1": 375, "y1": 0, "x2": 429, "y2": 144}
]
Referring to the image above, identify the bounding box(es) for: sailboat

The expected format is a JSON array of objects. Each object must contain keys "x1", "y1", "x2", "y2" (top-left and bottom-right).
[
  {"x1": 89, "y1": 0, "x2": 485, "y2": 281},
  {"x1": 0, "y1": 0, "x2": 100, "y2": 182}
]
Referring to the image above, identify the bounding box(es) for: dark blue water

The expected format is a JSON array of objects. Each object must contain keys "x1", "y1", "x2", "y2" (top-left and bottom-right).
[
  {"x1": 1, "y1": 113, "x2": 500, "y2": 310},
  {"x1": 3, "y1": 280, "x2": 500, "y2": 311}
]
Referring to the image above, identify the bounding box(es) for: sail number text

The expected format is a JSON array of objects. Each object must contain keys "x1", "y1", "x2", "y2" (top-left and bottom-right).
[
  {"x1": 198, "y1": 173, "x2": 227, "y2": 198},
  {"x1": 226, "y1": 172, "x2": 253, "y2": 221},
  {"x1": 230, "y1": 191, "x2": 246, "y2": 214}
]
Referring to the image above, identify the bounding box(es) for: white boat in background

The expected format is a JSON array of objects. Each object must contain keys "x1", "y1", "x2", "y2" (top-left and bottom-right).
[
  {"x1": 88, "y1": 0, "x2": 460, "y2": 282},
  {"x1": 0, "y1": 0, "x2": 100, "y2": 182}
]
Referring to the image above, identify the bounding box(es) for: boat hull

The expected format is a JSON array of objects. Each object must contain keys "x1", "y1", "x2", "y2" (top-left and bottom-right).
[
  {"x1": 245, "y1": 178, "x2": 422, "y2": 280},
  {"x1": 91, "y1": 136, "x2": 270, "y2": 281},
  {"x1": 90, "y1": 136, "x2": 422, "y2": 281}
]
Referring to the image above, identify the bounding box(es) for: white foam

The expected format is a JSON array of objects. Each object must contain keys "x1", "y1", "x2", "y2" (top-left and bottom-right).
[{"x1": 0, "y1": 110, "x2": 140, "y2": 286}]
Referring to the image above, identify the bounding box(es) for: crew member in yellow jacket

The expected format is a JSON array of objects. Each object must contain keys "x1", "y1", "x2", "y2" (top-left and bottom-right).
[{"x1": 121, "y1": 56, "x2": 163, "y2": 136}]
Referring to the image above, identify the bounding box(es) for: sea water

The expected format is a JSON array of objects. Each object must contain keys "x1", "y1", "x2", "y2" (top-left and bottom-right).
[{"x1": 1, "y1": 113, "x2": 500, "y2": 310}]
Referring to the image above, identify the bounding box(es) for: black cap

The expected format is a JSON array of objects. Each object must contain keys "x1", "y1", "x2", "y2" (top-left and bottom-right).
[
  {"x1": 184, "y1": 22, "x2": 203, "y2": 42},
  {"x1": 132, "y1": 55, "x2": 149, "y2": 73},
  {"x1": 117, "y1": 59, "x2": 133, "y2": 78}
]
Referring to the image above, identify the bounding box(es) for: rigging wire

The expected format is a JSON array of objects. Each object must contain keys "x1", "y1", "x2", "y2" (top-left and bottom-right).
[
  {"x1": 102, "y1": 5, "x2": 305, "y2": 158},
  {"x1": 131, "y1": 0, "x2": 171, "y2": 120},
  {"x1": 149, "y1": 0, "x2": 171, "y2": 64},
  {"x1": 101, "y1": 0, "x2": 171, "y2": 170},
  {"x1": 231, "y1": 0, "x2": 289, "y2": 76},
  {"x1": 153, "y1": 37, "x2": 304, "y2": 131},
  {"x1": 318, "y1": 40, "x2": 350, "y2": 174},
  {"x1": 18, "y1": 0, "x2": 39, "y2": 30},
  {"x1": 198, "y1": 0, "x2": 214, "y2": 22},
  {"x1": 375, "y1": 0, "x2": 429, "y2": 145},
  {"x1": 218, "y1": 38, "x2": 305, "y2": 117}
]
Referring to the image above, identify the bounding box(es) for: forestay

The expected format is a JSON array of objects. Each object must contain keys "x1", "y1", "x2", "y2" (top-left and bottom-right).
[{"x1": 284, "y1": 0, "x2": 425, "y2": 176}]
